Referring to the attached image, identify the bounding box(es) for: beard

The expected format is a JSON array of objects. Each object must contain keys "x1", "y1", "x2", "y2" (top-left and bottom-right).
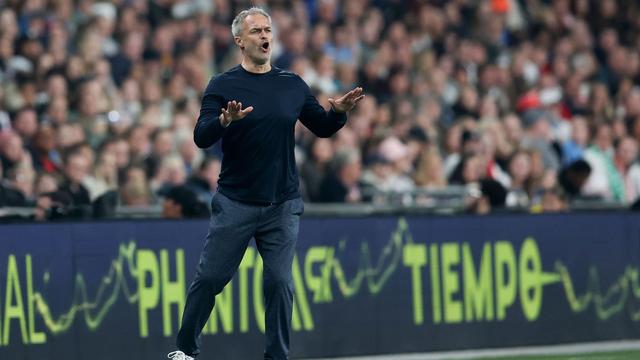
[
  {"x1": 247, "y1": 45, "x2": 270, "y2": 65},
  {"x1": 252, "y1": 52, "x2": 269, "y2": 65}
]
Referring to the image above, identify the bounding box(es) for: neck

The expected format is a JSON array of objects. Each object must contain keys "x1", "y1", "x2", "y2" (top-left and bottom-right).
[{"x1": 241, "y1": 58, "x2": 271, "y2": 74}]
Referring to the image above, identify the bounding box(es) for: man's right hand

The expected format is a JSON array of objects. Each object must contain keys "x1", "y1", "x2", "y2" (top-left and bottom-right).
[{"x1": 220, "y1": 100, "x2": 254, "y2": 127}]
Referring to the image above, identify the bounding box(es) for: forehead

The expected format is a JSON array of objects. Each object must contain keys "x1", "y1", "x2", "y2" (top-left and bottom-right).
[{"x1": 243, "y1": 13, "x2": 270, "y2": 29}]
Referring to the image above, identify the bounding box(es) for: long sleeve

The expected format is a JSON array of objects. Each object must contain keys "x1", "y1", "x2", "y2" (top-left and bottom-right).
[
  {"x1": 194, "y1": 65, "x2": 341, "y2": 203},
  {"x1": 298, "y1": 84, "x2": 347, "y2": 138},
  {"x1": 193, "y1": 79, "x2": 227, "y2": 149}
]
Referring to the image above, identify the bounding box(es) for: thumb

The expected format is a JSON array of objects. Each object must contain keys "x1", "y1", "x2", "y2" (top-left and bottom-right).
[
  {"x1": 328, "y1": 98, "x2": 336, "y2": 106},
  {"x1": 238, "y1": 106, "x2": 253, "y2": 118}
]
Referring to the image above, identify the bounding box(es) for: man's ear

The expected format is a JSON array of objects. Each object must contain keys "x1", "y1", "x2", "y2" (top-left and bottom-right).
[{"x1": 235, "y1": 37, "x2": 244, "y2": 50}]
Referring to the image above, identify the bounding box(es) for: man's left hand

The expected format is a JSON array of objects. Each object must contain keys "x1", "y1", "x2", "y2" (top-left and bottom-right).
[{"x1": 329, "y1": 87, "x2": 365, "y2": 113}]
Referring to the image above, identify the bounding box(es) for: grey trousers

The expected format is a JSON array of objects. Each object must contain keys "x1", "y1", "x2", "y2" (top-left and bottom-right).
[{"x1": 177, "y1": 192, "x2": 303, "y2": 359}]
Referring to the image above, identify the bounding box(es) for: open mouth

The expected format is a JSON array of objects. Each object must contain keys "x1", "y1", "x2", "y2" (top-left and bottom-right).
[{"x1": 261, "y1": 42, "x2": 270, "y2": 51}]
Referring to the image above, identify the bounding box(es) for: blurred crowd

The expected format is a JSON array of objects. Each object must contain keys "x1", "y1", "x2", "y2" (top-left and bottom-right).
[{"x1": 2, "y1": 0, "x2": 640, "y2": 221}]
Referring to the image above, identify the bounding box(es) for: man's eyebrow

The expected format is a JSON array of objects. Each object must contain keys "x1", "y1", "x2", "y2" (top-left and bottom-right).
[{"x1": 250, "y1": 26, "x2": 271, "y2": 31}]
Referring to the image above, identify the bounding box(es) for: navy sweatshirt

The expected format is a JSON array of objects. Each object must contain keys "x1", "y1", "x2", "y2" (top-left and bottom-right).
[{"x1": 194, "y1": 65, "x2": 347, "y2": 204}]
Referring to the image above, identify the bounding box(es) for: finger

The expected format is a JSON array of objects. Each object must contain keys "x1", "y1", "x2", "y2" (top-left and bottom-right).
[
  {"x1": 221, "y1": 108, "x2": 229, "y2": 120},
  {"x1": 349, "y1": 87, "x2": 363, "y2": 99},
  {"x1": 240, "y1": 106, "x2": 254, "y2": 116},
  {"x1": 353, "y1": 95, "x2": 365, "y2": 104},
  {"x1": 226, "y1": 101, "x2": 231, "y2": 110},
  {"x1": 237, "y1": 102, "x2": 243, "y2": 111},
  {"x1": 343, "y1": 94, "x2": 356, "y2": 104},
  {"x1": 348, "y1": 87, "x2": 361, "y2": 96},
  {"x1": 342, "y1": 90, "x2": 356, "y2": 100},
  {"x1": 345, "y1": 88, "x2": 362, "y2": 101}
]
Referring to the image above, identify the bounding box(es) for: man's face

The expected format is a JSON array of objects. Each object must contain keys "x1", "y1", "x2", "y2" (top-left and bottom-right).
[
  {"x1": 236, "y1": 14, "x2": 272, "y2": 65},
  {"x1": 66, "y1": 155, "x2": 89, "y2": 184},
  {"x1": 162, "y1": 198, "x2": 182, "y2": 219}
]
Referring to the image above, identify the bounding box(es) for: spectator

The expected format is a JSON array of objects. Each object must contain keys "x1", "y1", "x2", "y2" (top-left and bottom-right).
[
  {"x1": 558, "y1": 159, "x2": 592, "y2": 200},
  {"x1": 58, "y1": 150, "x2": 92, "y2": 210},
  {"x1": 413, "y1": 147, "x2": 446, "y2": 189},
  {"x1": 582, "y1": 122, "x2": 624, "y2": 201},
  {"x1": 186, "y1": 156, "x2": 221, "y2": 205},
  {"x1": 318, "y1": 149, "x2": 362, "y2": 203},
  {"x1": 31, "y1": 125, "x2": 62, "y2": 173},
  {"x1": 539, "y1": 187, "x2": 569, "y2": 213},
  {"x1": 83, "y1": 151, "x2": 118, "y2": 201},
  {"x1": 506, "y1": 150, "x2": 533, "y2": 208},
  {"x1": 11, "y1": 107, "x2": 39, "y2": 144},
  {"x1": 162, "y1": 185, "x2": 208, "y2": 219},
  {"x1": 34, "y1": 172, "x2": 59, "y2": 196},
  {"x1": 1, "y1": 132, "x2": 26, "y2": 175},
  {"x1": 370, "y1": 136, "x2": 415, "y2": 194},
  {"x1": 150, "y1": 154, "x2": 187, "y2": 203},
  {"x1": 0, "y1": 164, "x2": 28, "y2": 207},
  {"x1": 614, "y1": 137, "x2": 640, "y2": 204},
  {"x1": 520, "y1": 110, "x2": 560, "y2": 171},
  {"x1": 464, "y1": 179, "x2": 507, "y2": 215},
  {"x1": 300, "y1": 138, "x2": 333, "y2": 202},
  {"x1": 120, "y1": 165, "x2": 152, "y2": 207},
  {"x1": 561, "y1": 116, "x2": 589, "y2": 166},
  {"x1": 449, "y1": 154, "x2": 483, "y2": 186}
]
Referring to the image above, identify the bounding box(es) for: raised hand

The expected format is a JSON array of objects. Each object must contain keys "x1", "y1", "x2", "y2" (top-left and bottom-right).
[
  {"x1": 220, "y1": 100, "x2": 254, "y2": 127},
  {"x1": 328, "y1": 87, "x2": 365, "y2": 113}
]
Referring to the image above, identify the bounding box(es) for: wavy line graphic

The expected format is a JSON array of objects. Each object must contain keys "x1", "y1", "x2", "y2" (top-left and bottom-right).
[
  {"x1": 557, "y1": 263, "x2": 640, "y2": 320},
  {"x1": 33, "y1": 242, "x2": 139, "y2": 334},
  {"x1": 28, "y1": 219, "x2": 640, "y2": 335}
]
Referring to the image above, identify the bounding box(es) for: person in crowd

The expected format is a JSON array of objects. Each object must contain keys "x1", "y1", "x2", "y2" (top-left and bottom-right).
[
  {"x1": 58, "y1": 150, "x2": 92, "y2": 212},
  {"x1": 582, "y1": 122, "x2": 624, "y2": 201},
  {"x1": 161, "y1": 185, "x2": 208, "y2": 219},
  {"x1": 318, "y1": 149, "x2": 362, "y2": 203},
  {"x1": 614, "y1": 137, "x2": 640, "y2": 204},
  {"x1": 185, "y1": 156, "x2": 221, "y2": 204}
]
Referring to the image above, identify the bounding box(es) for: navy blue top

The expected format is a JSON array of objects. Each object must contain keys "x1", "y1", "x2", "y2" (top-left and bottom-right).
[{"x1": 194, "y1": 65, "x2": 347, "y2": 204}]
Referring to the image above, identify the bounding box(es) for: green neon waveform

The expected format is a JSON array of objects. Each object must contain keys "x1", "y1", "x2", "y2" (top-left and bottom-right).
[
  {"x1": 33, "y1": 242, "x2": 139, "y2": 334},
  {"x1": 556, "y1": 263, "x2": 640, "y2": 320},
  {"x1": 326, "y1": 218, "x2": 640, "y2": 322},
  {"x1": 29, "y1": 219, "x2": 640, "y2": 335}
]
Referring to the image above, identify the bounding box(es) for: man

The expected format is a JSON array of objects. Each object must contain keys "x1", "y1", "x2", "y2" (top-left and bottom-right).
[
  {"x1": 59, "y1": 150, "x2": 92, "y2": 208},
  {"x1": 161, "y1": 185, "x2": 208, "y2": 219},
  {"x1": 168, "y1": 7, "x2": 363, "y2": 360},
  {"x1": 185, "y1": 156, "x2": 221, "y2": 204},
  {"x1": 318, "y1": 149, "x2": 362, "y2": 203}
]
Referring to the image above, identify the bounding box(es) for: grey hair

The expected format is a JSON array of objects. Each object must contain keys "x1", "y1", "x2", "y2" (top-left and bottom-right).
[
  {"x1": 330, "y1": 149, "x2": 360, "y2": 172},
  {"x1": 231, "y1": 7, "x2": 271, "y2": 37}
]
